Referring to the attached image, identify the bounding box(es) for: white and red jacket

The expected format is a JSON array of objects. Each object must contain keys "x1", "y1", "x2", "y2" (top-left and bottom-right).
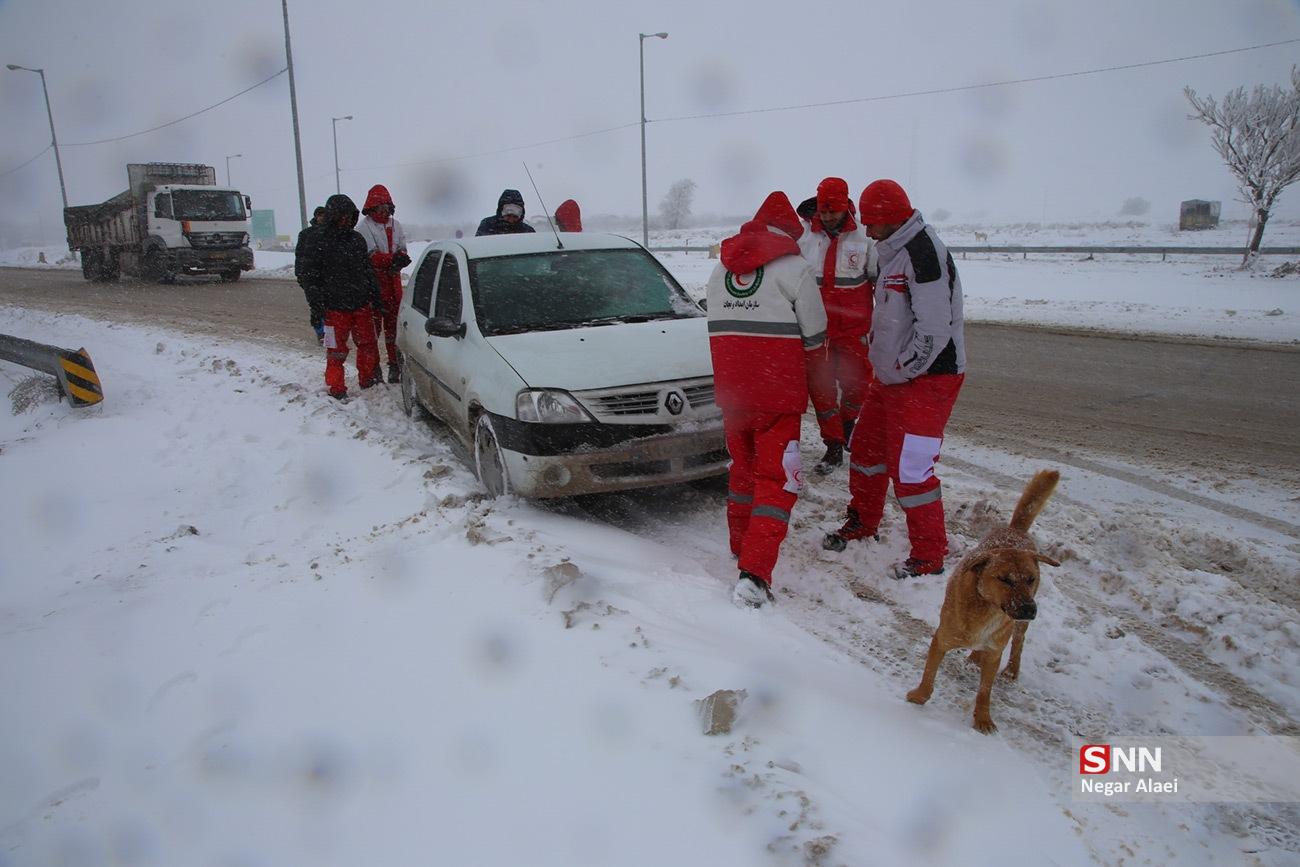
[
  {"x1": 797, "y1": 211, "x2": 877, "y2": 339},
  {"x1": 868, "y1": 210, "x2": 966, "y2": 385},
  {"x1": 706, "y1": 192, "x2": 828, "y2": 414},
  {"x1": 358, "y1": 213, "x2": 407, "y2": 260}
]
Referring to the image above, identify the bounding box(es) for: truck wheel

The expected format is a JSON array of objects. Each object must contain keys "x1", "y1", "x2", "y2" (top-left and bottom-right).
[
  {"x1": 80, "y1": 250, "x2": 99, "y2": 281},
  {"x1": 218, "y1": 269, "x2": 240, "y2": 283},
  {"x1": 473, "y1": 414, "x2": 511, "y2": 498},
  {"x1": 145, "y1": 250, "x2": 173, "y2": 284},
  {"x1": 98, "y1": 252, "x2": 120, "y2": 282}
]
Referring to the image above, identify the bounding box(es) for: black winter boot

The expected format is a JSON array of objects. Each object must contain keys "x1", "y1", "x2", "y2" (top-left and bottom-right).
[
  {"x1": 813, "y1": 441, "x2": 844, "y2": 475},
  {"x1": 822, "y1": 507, "x2": 879, "y2": 552},
  {"x1": 387, "y1": 362, "x2": 402, "y2": 384}
]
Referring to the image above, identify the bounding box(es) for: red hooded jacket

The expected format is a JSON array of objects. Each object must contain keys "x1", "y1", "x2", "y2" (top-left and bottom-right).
[
  {"x1": 706, "y1": 193, "x2": 828, "y2": 413},
  {"x1": 555, "y1": 199, "x2": 582, "y2": 232}
]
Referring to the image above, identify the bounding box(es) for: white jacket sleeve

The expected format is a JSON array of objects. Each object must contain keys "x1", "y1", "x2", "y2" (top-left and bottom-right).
[
  {"x1": 787, "y1": 264, "x2": 827, "y2": 351},
  {"x1": 896, "y1": 256, "x2": 955, "y2": 379}
]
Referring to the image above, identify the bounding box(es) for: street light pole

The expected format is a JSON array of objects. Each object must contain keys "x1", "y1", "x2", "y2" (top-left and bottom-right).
[
  {"x1": 331, "y1": 115, "x2": 353, "y2": 195},
  {"x1": 281, "y1": 0, "x2": 308, "y2": 230},
  {"x1": 638, "y1": 32, "x2": 668, "y2": 249},
  {"x1": 225, "y1": 153, "x2": 242, "y2": 186},
  {"x1": 6, "y1": 64, "x2": 68, "y2": 212}
]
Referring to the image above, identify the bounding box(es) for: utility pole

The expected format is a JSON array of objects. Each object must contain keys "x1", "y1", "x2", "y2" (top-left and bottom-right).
[
  {"x1": 6, "y1": 65, "x2": 68, "y2": 212},
  {"x1": 638, "y1": 31, "x2": 668, "y2": 249},
  {"x1": 281, "y1": 0, "x2": 308, "y2": 230}
]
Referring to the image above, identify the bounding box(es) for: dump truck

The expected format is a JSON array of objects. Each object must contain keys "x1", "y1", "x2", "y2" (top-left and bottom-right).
[{"x1": 64, "y1": 162, "x2": 255, "y2": 282}]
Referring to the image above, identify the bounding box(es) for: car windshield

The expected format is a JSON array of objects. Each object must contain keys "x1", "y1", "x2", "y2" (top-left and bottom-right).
[
  {"x1": 468, "y1": 248, "x2": 702, "y2": 336},
  {"x1": 171, "y1": 190, "x2": 246, "y2": 221}
]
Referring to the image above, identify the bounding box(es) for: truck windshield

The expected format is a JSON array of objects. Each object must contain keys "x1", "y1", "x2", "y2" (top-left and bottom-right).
[
  {"x1": 171, "y1": 190, "x2": 246, "y2": 221},
  {"x1": 468, "y1": 248, "x2": 702, "y2": 337}
]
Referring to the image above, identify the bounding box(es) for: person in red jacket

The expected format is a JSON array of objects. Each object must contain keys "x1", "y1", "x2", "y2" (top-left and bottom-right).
[
  {"x1": 554, "y1": 199, "x2": 582, "y2": 232},
  {"x1": 357, "y1": 185, "x2": 410, "y2": 383},
  {"x1": 706, "y1": 192, "x2": 828, "y2": 608},
  {"x1": 798, "y1": 177, "x2": 877, "y2": 475}
]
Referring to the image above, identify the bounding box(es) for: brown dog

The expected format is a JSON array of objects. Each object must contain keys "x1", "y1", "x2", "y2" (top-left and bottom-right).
[{"x1": 905, "y1": 470, "x2": 1061, "y2": 733}]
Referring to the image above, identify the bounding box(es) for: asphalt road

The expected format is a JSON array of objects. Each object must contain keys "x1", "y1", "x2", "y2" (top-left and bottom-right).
[{"x1": 3, "y1": 266, "x2": 1298, "y2": 493}]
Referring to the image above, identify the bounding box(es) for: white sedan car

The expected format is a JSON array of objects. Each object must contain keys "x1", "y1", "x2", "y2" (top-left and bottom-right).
[{"x1": 397, "y1": 232, "x2": 727, "y2": 497}]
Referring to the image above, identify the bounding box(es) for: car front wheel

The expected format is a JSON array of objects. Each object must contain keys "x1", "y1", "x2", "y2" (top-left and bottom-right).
[{"x1": 473, "y1": 413, "x2": 510, "y2": 498}]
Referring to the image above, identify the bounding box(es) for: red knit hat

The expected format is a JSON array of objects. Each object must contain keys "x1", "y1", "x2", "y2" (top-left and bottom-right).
[
  {"x1": 816, "y1": 177, "x2": 850, "y2": 213},
  {"x1": 858, "y1": 179, "x2": 912, "y2": 225}
]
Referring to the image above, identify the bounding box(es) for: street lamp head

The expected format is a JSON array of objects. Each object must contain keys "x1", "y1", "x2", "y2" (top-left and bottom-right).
[
  {"x1": 652, "y1": 32, "x2": 668, "y2": 39},
  {"x1": 5, "y1": 64, "x2": 21, "y2": 70}
]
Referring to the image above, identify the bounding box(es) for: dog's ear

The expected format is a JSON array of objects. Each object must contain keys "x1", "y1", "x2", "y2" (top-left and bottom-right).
[
  {"x1": 967, "y1": 551, "x2": 997, "y2": 575},
  {"x1": 1033, "y1": 553, "x2": 1061, "y2": 568}
]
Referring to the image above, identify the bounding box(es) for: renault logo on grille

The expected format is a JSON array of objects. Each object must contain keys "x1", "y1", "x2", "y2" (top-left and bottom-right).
[{"x1": 664, "y1": 391, "x2": 685, "y2": 415}]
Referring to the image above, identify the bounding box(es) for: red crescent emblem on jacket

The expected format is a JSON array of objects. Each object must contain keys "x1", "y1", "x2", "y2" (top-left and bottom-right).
[{"x1": 734, "y1": 273, "x2": 751, "y2": 287}]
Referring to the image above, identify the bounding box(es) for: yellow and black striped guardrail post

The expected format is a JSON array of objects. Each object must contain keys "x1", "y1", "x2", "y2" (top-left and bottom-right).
[
  {"x1": 0, "y1": 332, "x2": 104, "y2": 409},
  {"x1": 55, "y1": 348, "x2": 103, "y2": 408}
]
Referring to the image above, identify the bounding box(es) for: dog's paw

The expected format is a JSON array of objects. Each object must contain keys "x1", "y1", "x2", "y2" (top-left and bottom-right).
[
  {"x1": 1000, "y1": 666, "x2": 1019, "y2": 681},
  {"x1": 905, "y1": 687, "x2": 931, "y2": 705},
  {"x1": 972, "y1": 715, "x2": 999, "y2": 735}
]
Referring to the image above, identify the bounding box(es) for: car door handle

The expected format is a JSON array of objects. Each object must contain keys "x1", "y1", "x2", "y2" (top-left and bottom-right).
[{"x1": 426, "y1": 341, "x2": 432, "y2": 349}]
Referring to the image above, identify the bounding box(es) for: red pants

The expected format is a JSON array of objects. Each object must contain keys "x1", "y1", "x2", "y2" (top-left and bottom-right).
[
  {"x1": 323, "y1": 307, "x2": 379, "y2": 397},
  {"x1": 808, "y1": 335, "x2": 871, "y2": 444},
  {"x1": 724, "y1": 411, "x2": 803, "y2": 585},
  {"x1": 847, "y1": 373, "x2": 964, "y2": 562},
  {"x1": 371, "y1": 270, "x2": 403, "y2": 367}
]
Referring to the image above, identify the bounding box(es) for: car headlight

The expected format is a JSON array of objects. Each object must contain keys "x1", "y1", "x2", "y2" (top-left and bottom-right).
[
  {"x1": 516, "y1": 389, "x2": 595, "y2": 424},
  {"x1": 241, "y1": 233, "x2": 249, "y2": 245}
]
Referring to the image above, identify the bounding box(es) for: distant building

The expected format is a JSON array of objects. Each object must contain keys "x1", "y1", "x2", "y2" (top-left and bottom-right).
[{"x1": 1179, "y1": 200, "x2": 1221, "y2": 231}]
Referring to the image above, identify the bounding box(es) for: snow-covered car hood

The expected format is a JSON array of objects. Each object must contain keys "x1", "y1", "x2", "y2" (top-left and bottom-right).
[{"x1": 484, "y1": 317, "x2": 711, "y2": 390}]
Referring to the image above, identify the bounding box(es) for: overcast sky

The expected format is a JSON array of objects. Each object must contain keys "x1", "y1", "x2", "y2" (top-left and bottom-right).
[{"x1": 2, "y1": 0, "x2": 1298, "y2": 240}]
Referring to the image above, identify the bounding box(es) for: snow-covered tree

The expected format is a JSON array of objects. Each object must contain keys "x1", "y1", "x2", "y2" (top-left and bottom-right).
[
  {"x1": 1185, "y1": 67, "x2": 1300, "y2": 265},
  {"x1": 659, "y1": 178, "x2": 697, "y2": 230}
]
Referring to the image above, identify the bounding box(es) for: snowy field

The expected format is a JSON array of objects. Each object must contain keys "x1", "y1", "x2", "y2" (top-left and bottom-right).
[{"x1": 2, "y1": 234, "x2": 1299, "y2": 865}]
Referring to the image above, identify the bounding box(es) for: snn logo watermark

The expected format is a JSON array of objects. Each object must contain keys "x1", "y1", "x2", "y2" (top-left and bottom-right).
[
  {"x1": 1072, "y1": 736, "x2": 1300, "y2": 804},
  {"x1": 1078, "y1": 744, "x2": 1176, "y2": 797}
]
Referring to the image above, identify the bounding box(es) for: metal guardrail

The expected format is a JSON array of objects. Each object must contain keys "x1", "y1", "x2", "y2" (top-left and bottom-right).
[
  {"x1": 649, "y1": 244, "x2": 1300, "y2": 259},
  {"x1": 0, "y1": 332, "x2": 103, "y2": 408}
]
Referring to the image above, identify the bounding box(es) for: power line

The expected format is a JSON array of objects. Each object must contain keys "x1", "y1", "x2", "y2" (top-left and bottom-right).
[
  {"x1": 652, "y1": 37, "x2": 1300, "y2": 124},
  {"x1": 338, "y1": 36, "x2": 1299, "y2": 175},
  {"x1": 62, "y1": 68, "x2": 287, "y2": 147},
  {"x1": 0, "y1": 145, "x2": 52, "y2": 179},
  {"x1": 344, "y1": 122, "x2": 641, "y2": 173}
]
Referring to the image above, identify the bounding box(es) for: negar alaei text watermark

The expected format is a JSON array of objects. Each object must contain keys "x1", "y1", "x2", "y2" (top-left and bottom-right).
[{"x1": 1072, "y1": 737, "x2": 1300, "y2": 803}]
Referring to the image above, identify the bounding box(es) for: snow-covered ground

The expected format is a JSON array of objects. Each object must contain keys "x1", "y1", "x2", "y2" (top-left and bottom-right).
[{"x1": 3, "y1": 235, "x2": 1299, "y2": 864}]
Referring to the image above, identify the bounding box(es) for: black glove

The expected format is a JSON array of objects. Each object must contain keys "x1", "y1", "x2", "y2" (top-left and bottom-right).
[
  {"x1": 389, "y1": 250, "x2": 412, "y2": 273},
  {"x1": 796, "y1": 196, "x2": 818, "y2": 220}
]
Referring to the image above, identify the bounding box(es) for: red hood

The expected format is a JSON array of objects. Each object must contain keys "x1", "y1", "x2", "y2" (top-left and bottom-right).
[
  {"x1": 555, "y1": 199, "x2": 582, "y2": 232},
  {"x1": 363, "y1": 184, "x2": 394, "y2": 212},
  {"x1": 720, "y1": 192, "x2": 804, "y2": 274}
]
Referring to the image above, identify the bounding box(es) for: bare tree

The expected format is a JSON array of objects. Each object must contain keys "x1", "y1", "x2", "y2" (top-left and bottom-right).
[
  {"x1": 1185, "y1": 67, "x2": 1300, "y2": 266},
  {"x1": 659, "y1": 178, "x2": 697, "y2": 230}
]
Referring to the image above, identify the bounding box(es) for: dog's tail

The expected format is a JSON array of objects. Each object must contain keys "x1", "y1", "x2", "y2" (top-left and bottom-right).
[{"x1": 1009, "y1": 470, "x2": 1060, "y2": 532}]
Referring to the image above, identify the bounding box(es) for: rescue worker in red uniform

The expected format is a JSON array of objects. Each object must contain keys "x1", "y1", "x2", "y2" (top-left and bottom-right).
[
  {"x1": 302, "y1": 194, "x2": 384, "y2": 400},
  {"x1": 706, "y1": 192, "x2": 828, "y2": 608},
  {"x1": 797, "y1": 177, "x2": 877, "y2": 474},
  {"x1": 358, "y1": 185, "x2": 410, "y2": 383},
  {"x1": 823, "y1": 180, "x2": 966, "y2": 580}
]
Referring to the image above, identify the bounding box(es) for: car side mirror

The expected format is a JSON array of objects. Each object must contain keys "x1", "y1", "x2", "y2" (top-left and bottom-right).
[
  {"x1": 425, "y1": 317, "x2": 466, "y2": 339},
  {"x1": 244, "y1": 196, "x2": 252, "y2": 210},
  {"x1": 696, "y1": 297, "x2": 708, "y2": 312}
]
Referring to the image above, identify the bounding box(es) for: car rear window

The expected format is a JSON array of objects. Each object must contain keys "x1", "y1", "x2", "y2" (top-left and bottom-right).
[{"x1": 468, "y1": 248, "x2": 701, "y2": 336}]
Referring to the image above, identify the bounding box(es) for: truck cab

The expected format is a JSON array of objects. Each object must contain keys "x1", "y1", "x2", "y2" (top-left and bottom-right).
[{"x1": 145, "y1": 184, "x2": 254, "y2": 281}]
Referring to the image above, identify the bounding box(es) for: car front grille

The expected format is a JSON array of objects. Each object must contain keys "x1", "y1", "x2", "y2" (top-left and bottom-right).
[{"x1": 576, "y1": 376, "x2": 718, "y2": 424}]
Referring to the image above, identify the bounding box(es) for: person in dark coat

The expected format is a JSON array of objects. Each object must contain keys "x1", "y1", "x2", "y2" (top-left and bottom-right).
[
  {"x1": 304, "y1": 194, "x2": 384, "y2": 399},
  {"x1": 295, "y1": 206, "x2": 328, "y2": 343},
  {"x1": 554, "y1": 199, "x2": 582, "y2": 232},
  {"x1": 476, "y1": 189, "x2": 537, "y2": 236}
]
